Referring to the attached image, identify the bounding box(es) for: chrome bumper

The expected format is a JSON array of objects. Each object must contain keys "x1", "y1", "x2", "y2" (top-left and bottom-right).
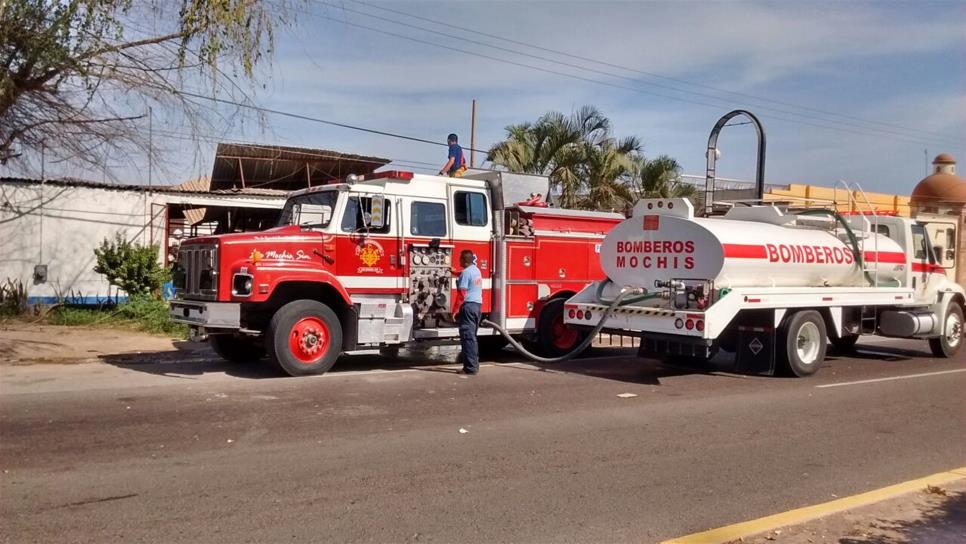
[{"x1": 170, "y1": 300, "x2": 240, "y2": 329}]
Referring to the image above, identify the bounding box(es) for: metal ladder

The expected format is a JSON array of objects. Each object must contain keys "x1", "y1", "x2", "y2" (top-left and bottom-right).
[{"x1": 834, "y1": 181, "x2": 880, "y2": 333}]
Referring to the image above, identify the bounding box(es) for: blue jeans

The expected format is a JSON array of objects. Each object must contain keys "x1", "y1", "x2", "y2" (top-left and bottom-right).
[{"x1": 458, "y1": 302, "x2": 481, "y2": 373}]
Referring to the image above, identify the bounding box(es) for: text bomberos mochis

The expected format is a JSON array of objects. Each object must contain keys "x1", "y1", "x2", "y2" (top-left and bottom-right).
[
  {"x1": 614, "y1": 240, "x2": 857, "y2": 270},
  {"x1": 614, "y1": 240, "x2": 696, "y2": 270}
]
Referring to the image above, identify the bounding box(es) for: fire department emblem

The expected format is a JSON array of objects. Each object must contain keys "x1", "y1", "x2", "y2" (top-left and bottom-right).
[{"x1": 356, "y1": 240, "x2": 385, "y2": 272}]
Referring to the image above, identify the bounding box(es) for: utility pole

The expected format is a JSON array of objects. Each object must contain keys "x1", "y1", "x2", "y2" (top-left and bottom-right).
[
  {"x1": 148, "y1": 106, "x2": 153, "y2": 192},
  {"x1": 145, "y1": 107, "x2": 154, "y2": 245},
  {"x1": 470, "y1": 99, "x2": 477, "y2": 168},
  {"x1": 39, "y1": 142, "x2": 45, "y2": 267}
]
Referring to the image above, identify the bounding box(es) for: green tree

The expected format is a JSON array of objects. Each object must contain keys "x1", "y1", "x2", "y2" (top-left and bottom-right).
[
  {"x1": 631, "y1": 155, "x2": 698, "y2": 199},
  {"x1": 488, "y1": 106, "x2": 615, "y2": 208},
  {"x1": 487, "y1": 106, "x2": 682, "y2": 211},
  {"x1": 579, "y1": 136, "x2": 640, "y2": 211},
  {"x1": 1, "y1": 0, "x2": 292, "y2": 167},
  {"x1": 94, "y1": 233, "x2": 169, "y2": 297}
]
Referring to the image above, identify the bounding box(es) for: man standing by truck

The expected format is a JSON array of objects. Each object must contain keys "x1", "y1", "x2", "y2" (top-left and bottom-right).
[
  {"x1": 439, "y1": 133, "x2": 467, "y2": 177},
  {"x1": 456, "y1": 249, "x2": 483, "y2": 374}
]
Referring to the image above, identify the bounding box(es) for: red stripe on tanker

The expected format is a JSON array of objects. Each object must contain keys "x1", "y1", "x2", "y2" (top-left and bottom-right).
[{"x1": 600, "y1": 201, "x2": 906, "y2": 288}]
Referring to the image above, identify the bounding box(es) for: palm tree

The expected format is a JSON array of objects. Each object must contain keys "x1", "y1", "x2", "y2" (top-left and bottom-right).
[
  {"x1": 488, "y1": 106, "x2": 613, "y2": 207},
  {"x1": 577, "y1": 136, "x2": 640, "y2": 211},
  {"x1": 631, "y1": 155, "x2": 697, "y2": 199},
  {"x1": 488, "y1": 107, "x2": 689, "y2": 211}
]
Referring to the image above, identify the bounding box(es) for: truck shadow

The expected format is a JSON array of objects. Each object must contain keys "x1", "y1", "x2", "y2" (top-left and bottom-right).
[
  {"x1": 95, "y1": 342, "x2": 702, "y2": 384},
  {"x1": 486, "y1": 345, "x2": 730, "y2": 385},
  {"x1": 94, "y1": 340, "x2": 935, "y2": 382},
  {"x1": 96, "y1": 342, "x2": 280, "y2": 380}
]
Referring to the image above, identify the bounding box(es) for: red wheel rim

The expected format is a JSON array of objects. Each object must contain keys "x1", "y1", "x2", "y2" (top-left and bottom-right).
[
  {"x1": 551, "y1": 314, "x2": 579, "y2": 350},
  {"x1": 288, "y1": 317, "x2": 330, "y2": 364}
]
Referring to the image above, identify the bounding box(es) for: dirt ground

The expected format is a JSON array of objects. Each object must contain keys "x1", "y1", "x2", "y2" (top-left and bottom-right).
[
  {"x1": 740, "y1": 479, "x2": 966, "y2": 544},
  {"x1": 0, "y1": 322, "x2": 204, "y2": 365}
]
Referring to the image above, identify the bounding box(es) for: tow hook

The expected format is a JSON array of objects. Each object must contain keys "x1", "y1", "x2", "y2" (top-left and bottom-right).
[{"x1": 188, "y1": 326, "x2": 208, "y2": 342}]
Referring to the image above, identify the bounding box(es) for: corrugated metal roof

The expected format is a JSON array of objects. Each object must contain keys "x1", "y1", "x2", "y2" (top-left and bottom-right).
[
  {"x1": 0, "y1": 176, "x2": 289, "y2": 199},
  {"x1": 1, "y1": 176, "x2": 192, "y2": 194},
  {"x1": 210, "y1": 143, "x2": 390, "y2": 191}
]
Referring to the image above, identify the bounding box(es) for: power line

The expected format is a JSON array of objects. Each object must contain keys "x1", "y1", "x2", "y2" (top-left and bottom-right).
[
  {"x1": 150, "y1": 127, "x2": 443, "y2": 170},
  {"x1": 301, "y1": 8, "x2": 961, "y2": 147},
  {"x1": 175, "y1": 90, "x2": 492, "y2": 156},
  {"x1": 341, "y1": 0, "x2": 962, "y2": 145}
]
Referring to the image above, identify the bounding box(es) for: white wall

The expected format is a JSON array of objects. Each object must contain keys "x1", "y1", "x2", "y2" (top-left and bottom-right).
[{"x1": 0, "y1": 182, "x2": 158, "y2": 303}]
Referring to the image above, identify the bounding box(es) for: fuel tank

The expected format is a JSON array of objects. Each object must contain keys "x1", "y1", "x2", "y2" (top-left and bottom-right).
[{"x1": 600, "y1": 199, "x2": 905, "y2": 289}]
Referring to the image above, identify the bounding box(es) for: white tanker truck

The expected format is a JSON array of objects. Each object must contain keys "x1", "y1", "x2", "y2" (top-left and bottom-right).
[{"x1": 564, "y1": 198, "x2": 965, "y2": 376}]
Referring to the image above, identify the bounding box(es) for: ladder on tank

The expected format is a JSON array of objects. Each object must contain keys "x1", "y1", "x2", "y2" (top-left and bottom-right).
[{"x1": 835, "y1": 181, "x2": 881, "y2": 333}]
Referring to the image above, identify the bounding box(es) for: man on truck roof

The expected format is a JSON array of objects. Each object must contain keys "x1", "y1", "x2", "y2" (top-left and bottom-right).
[{"x1": 439, "y1": 133, "x2": 467, "y2": 178}]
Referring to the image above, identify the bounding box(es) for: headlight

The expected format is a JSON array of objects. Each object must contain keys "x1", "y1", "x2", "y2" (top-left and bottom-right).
[{"x1": 232, "y1": 273, "x2": 254, "y2": 296}]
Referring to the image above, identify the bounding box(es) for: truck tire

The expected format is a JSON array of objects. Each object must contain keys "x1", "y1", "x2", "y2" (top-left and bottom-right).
[
  {"x1": 210, "y1": 334, "x2": 266, "y2": 363},
  {"x1": 778, "y1": 310, "x2": 827, "y2": 377},
  {"x1": 537, "y1": 298, "x2": 587, "y2": 357},
  {"x1": 267, "y1": 300, "x2": 343, "y2": 376},
  {"x1": 929, "y1": 302, "x2": 963, "y2": 358},
  {"x1": 830, "y1": 334, "x2": 860, "y2": 354}
]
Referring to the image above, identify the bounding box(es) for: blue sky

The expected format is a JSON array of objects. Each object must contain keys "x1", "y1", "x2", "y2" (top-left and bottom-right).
[{"x1": 15, "y1": 0, "x2": 966, "y2": 195}]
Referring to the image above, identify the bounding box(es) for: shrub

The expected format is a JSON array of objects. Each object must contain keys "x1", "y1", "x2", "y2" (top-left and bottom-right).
[
  {"x1": 0, "y1": 278, "x2": 28, "y2": 317},
  {"x1": 44, "y1": 296, "x2": 187, "y2": 337},
  {"x1": 94, "y1": 233, "x2": 169, "y2": 297},
  {"x1": 117, "y1": 296, "x2": 187, "y2": 335}
]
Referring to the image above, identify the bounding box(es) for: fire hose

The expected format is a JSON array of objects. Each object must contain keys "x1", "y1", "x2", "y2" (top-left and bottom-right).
[{"x1": 481, "y1": 280, "x2": 661, "y2": 363}]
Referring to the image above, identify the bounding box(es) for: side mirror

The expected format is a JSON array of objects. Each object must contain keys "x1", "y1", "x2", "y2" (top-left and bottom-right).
[{"x1": 368, "y1": 198, "x2": 386, "y2": 229}]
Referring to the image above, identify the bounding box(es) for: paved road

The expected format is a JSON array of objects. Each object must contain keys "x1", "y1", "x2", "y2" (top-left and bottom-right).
[{"x1": 2, "y1": 338, "x2": 964, "y2": 543}]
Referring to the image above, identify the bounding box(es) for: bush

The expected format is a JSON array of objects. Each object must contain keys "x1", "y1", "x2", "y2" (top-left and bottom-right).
[
  {"x1": 44, "y1": 297, "x2": 187, "y2": 337},
  {"x1": 117, "y1": 296, "x2": 186, "y2": 335},
  {"x1": 0, "y1": 278, "x2": 28, "y2": 317},
  {"x1": 94, "y1": 233, "x2": 169, "y2": 297}
]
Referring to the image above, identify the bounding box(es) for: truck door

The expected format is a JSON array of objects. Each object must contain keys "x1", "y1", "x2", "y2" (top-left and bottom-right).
[
  {"x1": 910, "y1": 223, "x2": 943, "y2": 302},
  {"x1": 449, "y1": 188, "x2": 493, "y2": 313},
  {"x1": 923, "y1": 221, "x2": 957, "y2": 270},
  {"x1": 336, "y1": 194, "x2": 404, "y2": 291},
  {"x1": 406, "y1": 197, "x2": 453, "y2": 327}
]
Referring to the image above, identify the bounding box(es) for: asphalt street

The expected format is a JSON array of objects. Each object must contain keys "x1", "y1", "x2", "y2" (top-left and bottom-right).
[{"x1": 1, "y1": 337, "x2": 964, "y2": 543}]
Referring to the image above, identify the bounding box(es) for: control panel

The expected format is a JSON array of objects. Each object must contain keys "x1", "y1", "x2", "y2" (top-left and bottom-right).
[{"x1": 409, "y1": 245, "x2": 454, "y2": 328}]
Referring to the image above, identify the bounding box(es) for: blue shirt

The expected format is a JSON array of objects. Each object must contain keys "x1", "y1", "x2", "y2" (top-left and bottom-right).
[
  {"x1": 447, "y1": 143, "x2": 464, "y2": 174},
  {"x1": 458, "y1": 264, "x2": 483, "y2": 304}
]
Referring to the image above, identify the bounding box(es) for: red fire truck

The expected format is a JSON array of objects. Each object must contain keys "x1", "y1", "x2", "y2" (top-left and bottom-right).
[{"x1": 170, "y1": 171, "x2": 622, "y2": 375}]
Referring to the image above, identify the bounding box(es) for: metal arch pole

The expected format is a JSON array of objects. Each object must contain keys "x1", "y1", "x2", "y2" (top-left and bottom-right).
[{"x1": 704, "y1": 109, "x2": 766, "y2": 215}]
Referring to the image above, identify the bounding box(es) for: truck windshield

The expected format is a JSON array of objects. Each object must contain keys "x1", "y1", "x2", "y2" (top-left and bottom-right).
[{"x1": 278, "y1": 191, "x2": 339, "y2": 229}]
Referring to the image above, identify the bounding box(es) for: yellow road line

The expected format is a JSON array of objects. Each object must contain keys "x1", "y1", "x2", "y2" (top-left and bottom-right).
[{"x1": 662, "y1": 467, "x2": 966, "y2": 544}]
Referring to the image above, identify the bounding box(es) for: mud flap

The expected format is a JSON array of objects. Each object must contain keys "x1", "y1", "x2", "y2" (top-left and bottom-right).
[{"x1": 735, "y1": 324, "x2": 776, "y2": 376}]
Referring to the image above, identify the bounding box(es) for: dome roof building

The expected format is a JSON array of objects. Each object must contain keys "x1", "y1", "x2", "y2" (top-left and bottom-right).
[{"x1": 911, "y1": 154, "x2": 966, "y2": 207}]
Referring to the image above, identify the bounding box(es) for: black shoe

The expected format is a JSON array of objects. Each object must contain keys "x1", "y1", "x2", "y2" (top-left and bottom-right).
[{"x1": 458, "y1": 369, "x2": 478, "y2": 375}]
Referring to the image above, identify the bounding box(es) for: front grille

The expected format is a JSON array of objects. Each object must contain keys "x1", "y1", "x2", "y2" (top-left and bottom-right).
[{"x1": 174, "y1": 243, "x2": 219, "y2": 300}]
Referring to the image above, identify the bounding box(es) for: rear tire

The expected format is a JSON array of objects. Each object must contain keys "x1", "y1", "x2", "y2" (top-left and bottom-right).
[
  {"x1": 267, "y1": 300, "x2": 343, "y2": 376},
  {"x1": 209, "y1": 334, "x2": 266, "y2": 363},
  {"x1": 929, "y1": 302, "x2": 963, "y2": 358},
  {"x1": 536, "y1": 298, "x2": 587, "y2": 357},
  {"x1": 830, "y1": 334, "x2": 860, "y2": 354},
  {"x1": 778, "y1": 310, "x2": 827, "y2": 377}
]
